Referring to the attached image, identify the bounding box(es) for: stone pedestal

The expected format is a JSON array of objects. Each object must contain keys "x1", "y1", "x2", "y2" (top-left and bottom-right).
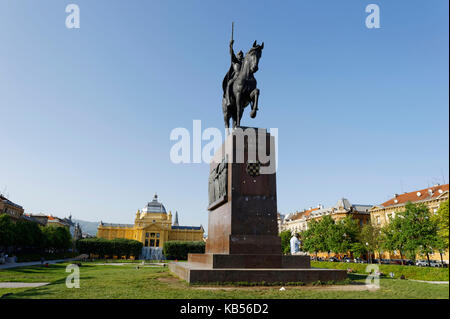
[{"x1": 169, "y1": 128, "x2": 346, "y2": 284}]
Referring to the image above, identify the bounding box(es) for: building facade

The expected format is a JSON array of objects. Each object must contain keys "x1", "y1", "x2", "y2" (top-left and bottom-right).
[
  {"x1": 97, "y1": 194, "x2": 204, "y2": 248},
  {"x1": 0, "y1": 194, "x2": 24, "y2": 221},
  {"x1": 280, "y1": 199, "x2": 372, "y2": 234},
  {"x1": 370, "y1": 184, "x2": 449, "y2": 262},
  {"x1": 25, "y1": 213, "x2": 74, "y2": 228}
]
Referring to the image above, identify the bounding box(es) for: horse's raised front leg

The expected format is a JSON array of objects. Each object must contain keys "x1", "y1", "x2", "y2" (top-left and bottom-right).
[{"x1": 250, "y1": 88, "x2": 259, "y2": 119}]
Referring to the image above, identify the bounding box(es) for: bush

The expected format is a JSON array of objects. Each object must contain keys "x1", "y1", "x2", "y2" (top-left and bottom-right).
[
  {"x1": 76, "y1": 238, "x2": 143, "y2": 258},
  {"x1": 163, "y1": 241, "x2": 205, "y2": 260}
]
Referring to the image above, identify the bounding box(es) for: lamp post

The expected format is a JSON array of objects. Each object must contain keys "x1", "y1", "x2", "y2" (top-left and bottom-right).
[{"x1": 366, "y1": 242, "x2": 371, "y2": 264}]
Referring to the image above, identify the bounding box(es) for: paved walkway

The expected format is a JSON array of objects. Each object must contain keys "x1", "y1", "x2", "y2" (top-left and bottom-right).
[
  {"x1": 0, "y1": 282, "x2": 49, "y2": 288},
  {"x1": 408, "y1": 280, "x2": 449, "y2": 284},
  {"x1": 0, "y1": 258, "x2": 75, "y2": 270},
  {"x1": 349, "y1": 273, "x2": 448, "y2": 284}
]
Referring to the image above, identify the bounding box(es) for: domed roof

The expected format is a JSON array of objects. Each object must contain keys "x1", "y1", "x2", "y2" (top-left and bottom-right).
[{"x1": 142, "y1": 194, "x2": 167, "y2": 214}]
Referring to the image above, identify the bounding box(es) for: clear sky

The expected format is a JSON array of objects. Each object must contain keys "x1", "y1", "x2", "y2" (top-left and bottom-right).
[{"x1": 1, "y1": 1, "x2": 448, "y2": 232}]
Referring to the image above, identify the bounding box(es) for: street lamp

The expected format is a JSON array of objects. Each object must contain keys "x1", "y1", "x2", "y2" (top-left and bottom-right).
[{"x1": 366, "y1": 242, "x2": 371, "y2": 264}]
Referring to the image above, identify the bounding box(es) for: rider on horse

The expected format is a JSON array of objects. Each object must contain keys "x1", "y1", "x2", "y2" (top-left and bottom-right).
[{"x1": 224, "y1": 39, "x2": 244, "y2": 108}]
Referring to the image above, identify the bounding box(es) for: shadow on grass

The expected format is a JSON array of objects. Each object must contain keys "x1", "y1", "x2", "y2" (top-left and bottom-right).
[{"x1": 2, "y1": 274, "x2": 95, "y2": 299}]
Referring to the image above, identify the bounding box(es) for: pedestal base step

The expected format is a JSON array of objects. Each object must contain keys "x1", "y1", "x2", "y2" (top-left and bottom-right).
[
  {"x1": 188, "y1": 253, "x2": 310, "y2": 269},
  {"x1": 169, "y1": 262, "x2": 347, "y2": 284}
]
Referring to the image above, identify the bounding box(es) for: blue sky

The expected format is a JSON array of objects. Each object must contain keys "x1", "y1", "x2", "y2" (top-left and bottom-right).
[{"x1": 0, "y1": 1, "x2": 448, "y2": 232}]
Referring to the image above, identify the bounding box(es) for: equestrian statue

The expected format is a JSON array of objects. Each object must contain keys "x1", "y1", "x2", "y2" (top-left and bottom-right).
[{"x1": 222, "y1": 23, "x2": 264, "y2": 129}]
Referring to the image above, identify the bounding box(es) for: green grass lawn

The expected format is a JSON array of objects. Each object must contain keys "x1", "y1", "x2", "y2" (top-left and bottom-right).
[
  {"x1": 0, "y1": 262, "x2": 448, "y2": 299},
  {"x1": 311, "y1": 261, "x2": 449, "y2": 281}
]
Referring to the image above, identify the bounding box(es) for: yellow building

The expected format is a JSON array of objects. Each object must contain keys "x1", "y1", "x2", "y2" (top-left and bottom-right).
[
  {"x1": 97, "y1": 194, "x2": 204, "y2": 248},
  {"x1": 370, "y1": 184, "x2": 449, "y2": 262}
]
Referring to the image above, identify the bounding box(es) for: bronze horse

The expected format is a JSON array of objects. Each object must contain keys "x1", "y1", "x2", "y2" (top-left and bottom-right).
[{"x1": 222, "y1": 41, "x2": 264, "y2": 129}]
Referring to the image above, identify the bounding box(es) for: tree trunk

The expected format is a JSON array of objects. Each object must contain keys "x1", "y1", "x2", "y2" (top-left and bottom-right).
[
  {"x1": 400, "y1": 251, "x2": 404, "y2": 265},
  {"x1": 426, "y1": 252, "x2": 430, "y2": 267}
]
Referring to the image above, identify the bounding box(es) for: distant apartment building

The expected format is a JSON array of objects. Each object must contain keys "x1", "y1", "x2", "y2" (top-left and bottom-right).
[
  {"x1": 370, "y1": 184, "x2": 449, "y2": 262},
  {"x1": 280, "y1": 198, "x2": 373, "y2": 234},
  {"x1": 0, "y1": 194, "x2": 24, "y2": 221}
]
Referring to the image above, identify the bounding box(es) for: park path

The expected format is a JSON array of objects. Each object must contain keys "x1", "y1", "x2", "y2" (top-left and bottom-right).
[
  {"x1": 0, "y1": 282, "x2": 49, "y2": 288},
  {"x1": 0, "y1": 258, "x2": 75, "y2": 270},
  {"x1": 408, "y1": 279, "x2": 449, "y2": 284}
]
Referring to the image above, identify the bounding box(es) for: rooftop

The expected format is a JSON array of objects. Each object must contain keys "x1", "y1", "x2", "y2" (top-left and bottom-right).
[
  {"x1": 0, "y1": 194, "x2": 23, "y2": 210},
  {"x1": 380, "y1": 184, "x2": 449, "y2": 208},
  {"x1": 142, "y1": 194, "x2": 167, "y2": 214}
]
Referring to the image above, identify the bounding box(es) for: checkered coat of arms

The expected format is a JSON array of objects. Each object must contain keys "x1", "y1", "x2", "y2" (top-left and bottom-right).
[{"x1": 246, "y1": 161, "x2": 261, "y2": 177}]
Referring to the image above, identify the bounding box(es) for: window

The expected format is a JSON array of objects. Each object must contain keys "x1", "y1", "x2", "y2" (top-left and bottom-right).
[
  {"x1": 156, "y1": 233, "x2": 160, "y2": 238},
  {"x1": 145, "y1": 239, "x2": 148, "y2": 246},
  {"x1": 150, "y1": 239, "x2": 155, "y2": 247},
  {"x1": 151, "y1": 233, "x2": 155, "y2": 238},
  {"x1": 146, "y1": 232, "x2": 149, "y2": 238},
  {"x1": 376, "y1": 216, "x2": 380, "y2": 225},
  {"x1": 156, "y1": 239, "x2": 160, "y2": 247}
]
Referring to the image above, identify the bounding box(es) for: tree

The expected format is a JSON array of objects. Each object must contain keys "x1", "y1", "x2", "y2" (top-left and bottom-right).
[
  {"x1": 434, "y1": 236, "x2": 447, "y2": 265},
  {"x1": 42, "y1": 226, "x2": 72, "y2": 252},
  {"x1": 279, "y1": 230, "x2": 292, "y2": 254},
  {"x1": 358, "y1": 222, "x2": 382, "y2": 263},
  {"x1": 334, "y1": 216, "x2": 360, "y2": 258},
  {"x1": 302, "y1": 215, "x2": 336, "y2": 258},
  {"x1": 13, "y1": 219, "x2": 43, "y2": 250},
  {"x1": 432, "y1": 200, "x2": 449, "y2": 249},
  {"x1": 351, "y1": 242, "x2": 368, "y2": 259},
  {"x1": 0, "y1": 214, "x2": 14, "y2": 251},
  {"x1": 382, "y1": 215, "x2": 408, "y2": 264},
  {"x1": 400, "y1": 202, "x2": 440, "y2": 266}
]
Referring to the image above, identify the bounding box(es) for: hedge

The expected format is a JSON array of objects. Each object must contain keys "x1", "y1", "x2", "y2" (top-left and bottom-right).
[
  {"x1": 311, "y1": 261, "x2": 450, "y2": 281},
  {"x1": 76, "y1": 238, "x2": 143, "y2": 258},
  {"x1": 163, "y1": 241, "x2": 205, "y2": 260},
  {"x1": 16, "y1": 252, "x2": 78, "y2": 263}
]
